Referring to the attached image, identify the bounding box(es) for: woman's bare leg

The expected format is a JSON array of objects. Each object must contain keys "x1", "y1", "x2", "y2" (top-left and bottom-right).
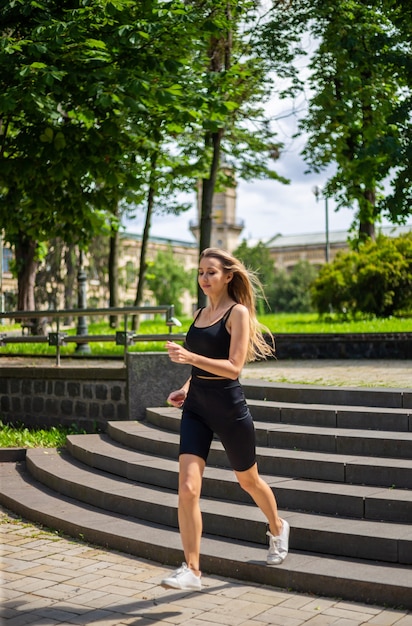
[
  {"x1": 235, "y1": 463, "x2": 283, "y2": 536},
  {"x1": 178, "y1": 454, "x2": 205, "y2": 574}
]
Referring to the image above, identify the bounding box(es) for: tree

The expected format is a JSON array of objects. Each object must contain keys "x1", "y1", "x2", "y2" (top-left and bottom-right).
[
  {"x1": 1, "y1": 0, "x2": 301, "y2": 320},
  {"x1": 0, "y1": 0, "x2": 201, "y2": 314},
  {"x1": 267, "y1": 261, "x2": 318, "y2": 313},
  {"x1": 299, "y1": 0, "x2": 412, "y2": 238},
  {"x1": 126, "y1": 1, "x2": 289, "y2": 313},
  {"x1": 35, "y1": 239, "x2": 65, "y2": 310},
  {"x1": 108, "y1": 207, "x2": 120, "y2": 328},
  {"x1": 130, "y1": 129, "x2": 198, "y2": 329},
  {"x1": 145, "y1": 247, "x2": 197, "y2": 317},
  {"x1": 1, "y1": 1, "x2": 123, "y2": 310},
  {"x1": 183, "y1": 0, "x2": 288, "y2": 307},
  {"x1": 262, "y1": 0, "x2": 411, "y2": 238},
  {"x1": 63, "y1": 244, "x2": 77, "y2": 317},
  {"x1": 379, "y1": 0, "x2": 412, "y2": 223}
]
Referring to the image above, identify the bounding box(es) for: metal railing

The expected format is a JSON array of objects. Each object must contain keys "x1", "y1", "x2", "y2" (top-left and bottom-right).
[{"x1": 0, "y1": 305, "x2": 185, "y2": 366}]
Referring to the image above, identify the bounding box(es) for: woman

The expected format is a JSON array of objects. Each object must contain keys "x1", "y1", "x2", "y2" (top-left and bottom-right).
[{"x1": 161, "y1": 248, "x2": 289, "y2": 591}]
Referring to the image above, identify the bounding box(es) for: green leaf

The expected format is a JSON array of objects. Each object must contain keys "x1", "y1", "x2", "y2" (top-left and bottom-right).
[
  {"x1": 53, "y1": 132, "x2": 66, "y2": 151},
  {"x1": 222, "y1": 101, "x2": 239, "y2": 111},
  {"x1": 164, "y1": 84, "x2": 183, "y2": 95},
  {"x1": 29, "y1": 61, "x2": 47, "y2": 70},
  {"x1": 40, "y1": 128, "x2": 54, "y2": 143}
]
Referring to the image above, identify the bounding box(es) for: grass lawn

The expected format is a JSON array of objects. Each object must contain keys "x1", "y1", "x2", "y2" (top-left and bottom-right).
[
  {"x1": 0, "y1": 421, "x2": 86, "y2": 448},
  {"x1": 262, "y1": 312, "x2": 412, "y2": 333},
  {"x1": 0, "y1": 312, "x2": 410, "y2": 357}
]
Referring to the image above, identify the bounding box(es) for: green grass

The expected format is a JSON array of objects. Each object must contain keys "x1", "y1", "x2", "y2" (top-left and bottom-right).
[
  {"x1": 260, "y1": 312, "x2": 412, "y2": 334},
  {"x1": 0, "y1": 318, "x2": 176, "y2": 356},
  {"x1": 0, "y1": 420, "x2": 86, "y2": 448},
  {"x1": 0, "y1": 313, "x2": 410, "y2": 357}
]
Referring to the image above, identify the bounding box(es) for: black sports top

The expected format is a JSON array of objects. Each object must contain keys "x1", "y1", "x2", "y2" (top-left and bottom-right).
[{"x1": 185, "y1": 305, "x2": 236, "y2": 377}]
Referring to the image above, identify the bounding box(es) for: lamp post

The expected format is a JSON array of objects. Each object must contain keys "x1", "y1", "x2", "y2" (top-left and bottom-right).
[
  {"x1": 75, "y1": 248, "x2": 91, "y2": 354},
  {"x1": 312, "y1": 185, "x2": 330, "y2": 263}
]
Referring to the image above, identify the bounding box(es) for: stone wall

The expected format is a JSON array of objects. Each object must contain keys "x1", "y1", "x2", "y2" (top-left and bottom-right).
[
  {"x1": 0, "y1": 335, "x2": 410, "y2": 431},
  {"x1": 127, "y1": 352, "x2": 191, "y2": 421},
  {"x1": 0, "y1": 353, "x2": 191, "y2": 431},
  {"x1": 272, "y1": 333, "x2": 411, "y2": 360},
  {"x1": 0, "y1": 367, "x2": 127, "y2": 431}
]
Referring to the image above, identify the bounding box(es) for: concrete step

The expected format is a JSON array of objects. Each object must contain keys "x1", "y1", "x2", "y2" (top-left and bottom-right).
[
  {"x1": 66, "y1": 433, "x2": 412, "y2": 523},
  {"x1": 240, "y1": 380, "x2": 411, "y2": 410},
  {"x1": 25, "y1": 447, "x2": 412, "y2": 565},
  {"x1": 1, "y1": 461, "x2": 411, "y2": 610},
  {"x1": 246, "y1": 399, "x2": 412, "y2": 432},
  {"x1": 107, "y1": 420, "x2": 412, "y2": 488},
  {"x1": 147, "y1": 407, "x2": 412, "y2": 458}
]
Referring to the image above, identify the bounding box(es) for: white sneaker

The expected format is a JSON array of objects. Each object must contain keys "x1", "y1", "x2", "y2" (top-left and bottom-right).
[
  {"x1": 267, "y1": 519, "x2": 290, "y2": 565},
  {"x1": 161, "y1": 563, "x2": 202, "y2": 591}
]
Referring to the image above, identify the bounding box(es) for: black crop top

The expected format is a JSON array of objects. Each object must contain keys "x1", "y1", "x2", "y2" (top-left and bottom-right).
[{"x1": 185, "y1": 305, "x2": 236, "y2": 377}]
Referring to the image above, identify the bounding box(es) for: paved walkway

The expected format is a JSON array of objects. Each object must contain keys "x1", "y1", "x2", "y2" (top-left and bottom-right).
[
  {"x1": 242, "y1": 359, "x2": 411, "y2": 389},
  {"x1": 1, "y1": 509, "x2": 411, "y2": 626},
  {"x1": 1, "y1": 356, "x2": 410, "y2": 389}
]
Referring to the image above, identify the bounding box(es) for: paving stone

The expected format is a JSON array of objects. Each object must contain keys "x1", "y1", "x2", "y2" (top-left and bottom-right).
[
  {"x1": 3, "y1": 614, "x2": 44, "y2": 626},
  {"x1": 1, "y1": 512, "x2": 411, "y2": 626},
  {"x1": 391, "y1": 618, "x2": 412, "y2": 626},
  {"x1": 366, "y1": 611, "x2": 412, "y2": 626}
]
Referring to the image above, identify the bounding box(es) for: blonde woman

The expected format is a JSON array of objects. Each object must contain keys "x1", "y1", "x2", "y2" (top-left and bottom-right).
[{"x1": 161, "y1": 248, "x2": 289, "y2": 591}]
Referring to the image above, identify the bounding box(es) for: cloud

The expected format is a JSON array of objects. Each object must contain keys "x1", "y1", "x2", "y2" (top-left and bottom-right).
[
  {"x1": 123, "y1": 92, "x2": 399, "y2": 243},
  {"x1": 123, "y1": 176, "x2": 357, "y2": 243}
]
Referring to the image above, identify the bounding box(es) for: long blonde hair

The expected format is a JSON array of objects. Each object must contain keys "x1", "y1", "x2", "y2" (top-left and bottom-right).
[{"x1": 200, "y1": 248, "x2": 275, "y2": 362}]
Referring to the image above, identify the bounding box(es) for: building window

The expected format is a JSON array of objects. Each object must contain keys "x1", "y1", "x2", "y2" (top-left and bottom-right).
[
  {"x1": 125, "y1": 261, "x2": 136, "y2": 286},
  {"x1": 2, "y1": 247, "x2": 13, "y2": 273}
]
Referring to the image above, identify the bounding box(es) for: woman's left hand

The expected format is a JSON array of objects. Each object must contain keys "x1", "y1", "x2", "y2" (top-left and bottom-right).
[{"x1": 166, "y1": 341, "x2": 191, "y2": 364}]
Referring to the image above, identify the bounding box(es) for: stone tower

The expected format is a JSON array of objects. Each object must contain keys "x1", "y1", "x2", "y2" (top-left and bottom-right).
[{"x1": 190, "y1": 165, "x2": 244, "y2": 253}]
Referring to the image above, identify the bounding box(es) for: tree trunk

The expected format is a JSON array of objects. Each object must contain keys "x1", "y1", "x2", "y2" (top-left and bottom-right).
[
  {"x1": 132, "y1": 152, "x2": 158, "y2": 331},
  {"x1": 197, "y1": 12, "x2": 231, "y2": 308},
  {"x1": 359, "y1": 221, "x2": 375, "y2": 240},
  {"x1": 358, "y1": 96, "x2": 376, "y2": 241},
  {"x1": 15, "y1": 233, "x2": 37, "y2": 312},
  {"x1": 109, "y1": 217, "x2": 120, "y2": 328},
  {"x1": 14, "y1": 233, "x2": 43, "y2": 333},
  {"x1": 359, "y1": 189, "x2": 376, "y2": 240},
  {"x1": 198, "y1": 130, "x2": 223, "y2": 308}
]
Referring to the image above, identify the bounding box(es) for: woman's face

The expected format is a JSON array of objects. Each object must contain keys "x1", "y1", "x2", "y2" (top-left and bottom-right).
[{"x1": 198, "y1": 256, "x2": 232, "y2": 296}]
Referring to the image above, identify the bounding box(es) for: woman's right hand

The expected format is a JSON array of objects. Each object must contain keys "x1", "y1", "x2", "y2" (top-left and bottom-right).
[{"x1": 167, "y1": 388, "x2": 187, "y2": 408}]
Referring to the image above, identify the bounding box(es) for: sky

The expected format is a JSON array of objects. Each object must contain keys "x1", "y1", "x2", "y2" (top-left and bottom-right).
[
  {"x1": 122, "y1": 139, "x2": 358, "y2": 244},
  {"x1": 122, "y1": 68, "x2": 402, "y2": 244},
  {"x1": 123, "y1": 131, "x2": 397, "y2": 245}
]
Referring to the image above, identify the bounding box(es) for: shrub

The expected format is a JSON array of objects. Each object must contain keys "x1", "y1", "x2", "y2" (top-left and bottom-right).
[
  {"x1": 267, "y1": 260, "x2": 319, "y2": 313},
  {"x1": 311, "y1": 232, "x2": 412, "y2": 317}
]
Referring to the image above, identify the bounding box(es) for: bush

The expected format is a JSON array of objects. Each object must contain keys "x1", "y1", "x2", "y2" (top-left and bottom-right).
[
  {"x1": 311, "y1": 233, "x2": 412, "y2": 317},
  {"x1": 145, "y1": 247, "x2": 197, "y2": 317},
  {"x1": 267, "y1": 260, "x2": 319, "y2": 313}
]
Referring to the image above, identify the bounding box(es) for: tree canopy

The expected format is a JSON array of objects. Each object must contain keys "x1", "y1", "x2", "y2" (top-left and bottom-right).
[
  {"x1": 1, "y1": 0, "x2": 287, "y2": 311},
  {"x1": 0, "y1": 0, "x2": 204, "y2": 308},
  {"x1": 1, "y1": 0, "x2": 411, "y2": 314},
  {"x1": 263, "y1": 0, "x2": 412, "y2": 238}
]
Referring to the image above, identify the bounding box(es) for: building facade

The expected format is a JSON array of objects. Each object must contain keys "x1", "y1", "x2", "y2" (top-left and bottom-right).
[
  {"x1": 266, "y1": 225, "x2": 412, "y2": 272},
  {"x1": 1, "y1": 201, "x2": 411, "y2": 315}
]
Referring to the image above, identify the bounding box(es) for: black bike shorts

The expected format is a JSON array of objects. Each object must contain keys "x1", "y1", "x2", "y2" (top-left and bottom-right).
[{"x1": 179, "y1": 376, "x2": 256, "y2": 472}]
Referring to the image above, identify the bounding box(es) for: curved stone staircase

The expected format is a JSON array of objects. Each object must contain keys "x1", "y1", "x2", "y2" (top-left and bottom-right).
[{"x1": 1, "y1": 380, "x2": 411, "y2": 609}]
